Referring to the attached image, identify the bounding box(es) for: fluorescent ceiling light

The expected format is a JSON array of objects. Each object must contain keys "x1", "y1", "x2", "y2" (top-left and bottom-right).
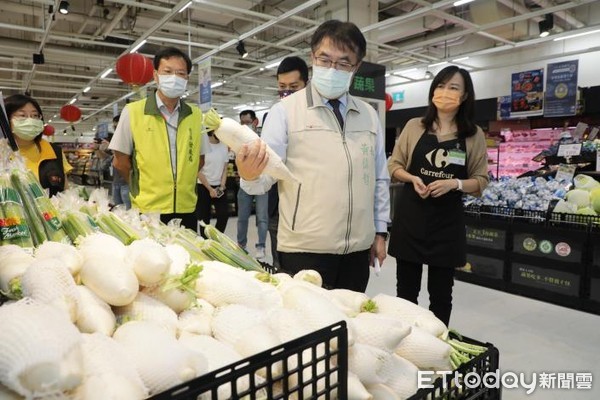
[
  {"x1": 69, "y1": 98, "x2": 77, "y2": 105},
  {"x1": 83, "y1": 86, "x2": 91, "y2": 93},
  {"x1": 179, "y1": 1, "x2": 193, "y2": 13},
  {"x1": 453, "y1": 0, "x2": 475, "y2": 6},
  {"x1": 553, "y1": 29, "x2": 600, "y2": 41},
  {"x1": 452, "y1": 57, "x2": 470, "y2": 62},
  {"x1": 385, "y1": 73, "x2": 391, "y2": 77},
  {"x1": 130, "y1": 40, "x2": 147, "y2": 53},
  {"x1": 396, "y1": 68, "x2": 417, "y2": 74},
  {"x1": 265, "y1": 60, "x2": 281, "y2": 69},
  {"x1": 428, "y1": 61, "x2": 449, "y2": 67},
  {"x1": 211, "y1": 82, "x2": 223, "y2": 89},
  {"x1": 100, "y1": 68, "x2": 113, "y2": 79}
]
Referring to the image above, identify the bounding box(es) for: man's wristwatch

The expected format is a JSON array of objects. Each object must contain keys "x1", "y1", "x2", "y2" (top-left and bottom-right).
[
  {"x1": 455, "y1": 179, "x2": 463, "y2": 192},
  {"x1": 376, "y1": 232, "x2": 389, "y2": 241}
]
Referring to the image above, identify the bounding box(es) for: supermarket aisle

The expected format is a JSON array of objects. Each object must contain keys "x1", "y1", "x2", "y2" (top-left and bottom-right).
[{"x1": 225, "y1": 217, "x2": 600, "y2": 399}]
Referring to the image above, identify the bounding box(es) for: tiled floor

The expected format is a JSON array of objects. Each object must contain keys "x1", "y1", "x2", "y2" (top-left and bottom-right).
[{"x1": 223, "y1": 216, "x2": 600, "y2": 399}]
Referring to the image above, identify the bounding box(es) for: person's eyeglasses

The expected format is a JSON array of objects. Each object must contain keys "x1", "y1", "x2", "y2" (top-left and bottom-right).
[
  {"x1": 159, "y1": 70, "x2": 189, "y2": 78},
  {"x1": 314, "y1": 56, "x2": 355, "y2": 72},
  {"x1": 13, "y1": 113, "x2": 42, "y2": 120}
]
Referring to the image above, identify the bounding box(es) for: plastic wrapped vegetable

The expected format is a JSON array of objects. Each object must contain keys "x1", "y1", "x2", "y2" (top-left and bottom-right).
[
  {"x1": 203, "y1": 108, "x2": 299, "y2": 182},
  {"x1": 0, "y1": 173, "x2": 34, "y2": 249}
]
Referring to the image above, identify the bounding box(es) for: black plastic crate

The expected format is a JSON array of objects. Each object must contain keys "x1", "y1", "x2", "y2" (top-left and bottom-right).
[
  {"x1": 547, "y1": 212, "x2": 600, "y2": 231},
  {"x1": 407, "y1": 335, "x2": 500, "y2": 400},
  {"x1": 149, "y1": 321, "x2": 348, "y2": 400}
]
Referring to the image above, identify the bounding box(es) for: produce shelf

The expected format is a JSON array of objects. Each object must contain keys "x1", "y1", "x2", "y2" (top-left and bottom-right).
[
  {"x1": 407, "y1": 334, "x2": 501, "y2": 400},
  {"x1": 149, "y1": 321, "x2": 348, "y2": 400}
]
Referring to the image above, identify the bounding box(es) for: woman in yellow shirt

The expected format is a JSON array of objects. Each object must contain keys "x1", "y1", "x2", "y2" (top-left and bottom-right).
[{"x1": 5, "y1": 94, "x2": 72, "y2": 196}]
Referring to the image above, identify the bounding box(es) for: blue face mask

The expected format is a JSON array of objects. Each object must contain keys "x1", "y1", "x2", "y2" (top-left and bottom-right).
[{"x1": 311, "y1": 65, "x2": 353, "y2": 99}]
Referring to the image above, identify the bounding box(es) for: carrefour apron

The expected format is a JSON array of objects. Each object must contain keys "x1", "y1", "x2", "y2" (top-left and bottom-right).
[{"x1": 389, "y1": 131, "x2": 468, "y2": 267}]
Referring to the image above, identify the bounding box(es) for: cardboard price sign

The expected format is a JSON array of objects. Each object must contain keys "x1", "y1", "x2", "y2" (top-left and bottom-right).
[{"x1": 557, "y1": 143, "x2": 582, "y2": 157}]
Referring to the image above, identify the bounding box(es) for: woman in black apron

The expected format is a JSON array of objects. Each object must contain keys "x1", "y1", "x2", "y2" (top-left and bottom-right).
[{"x1": 387, "y1": 66, "x2": 488, "y2": 326}]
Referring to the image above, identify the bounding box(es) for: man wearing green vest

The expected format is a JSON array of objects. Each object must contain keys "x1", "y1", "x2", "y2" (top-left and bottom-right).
[{"x1": 110, "y1": 47, "x2": 205, "y2": 230}]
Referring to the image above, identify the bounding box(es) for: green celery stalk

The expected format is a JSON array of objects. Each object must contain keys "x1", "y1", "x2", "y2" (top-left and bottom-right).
[
  {"x1": 0, "y1": 175, "x2": 34, "y2": 249},
  {"x1": 10, "y1": 171, "x2": 47, "y2": 246},
  {"x1": 201, "y1": 239, "x2": 265, "y2": 273}
]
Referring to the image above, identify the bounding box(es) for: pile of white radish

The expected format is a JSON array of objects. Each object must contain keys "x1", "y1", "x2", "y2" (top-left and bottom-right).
[{"x1": 0, "y1": 231, "x2": 480, "y2": 400}]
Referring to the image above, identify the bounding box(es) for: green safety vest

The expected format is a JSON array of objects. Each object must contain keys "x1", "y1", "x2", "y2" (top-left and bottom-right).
[{"x1": 128, "y1": 93, "x2": 202, "y2": 214}]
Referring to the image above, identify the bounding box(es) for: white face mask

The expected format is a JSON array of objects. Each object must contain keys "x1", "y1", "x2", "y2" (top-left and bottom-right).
[
  {"x1": 12, "y1": 118, "x2": 44, "y2": 141},
  {"x1": 311, "y1": 65, "x2": 353, "y2": 99},
  {"x1": 158, "y1": 74, "x2": 188, "y2": 99}
]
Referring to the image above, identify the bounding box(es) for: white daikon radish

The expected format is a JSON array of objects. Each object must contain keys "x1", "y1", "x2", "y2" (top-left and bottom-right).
[
  {"x1": 0, "y1": 383, "x2": 23, "y2": 400},
  {"x1": 0, "y1": 300, "x2": 83, "y2": 397},
  {"x1": 287, "y1": 344, "x2": 336, "y2": 399},
  {"x1": 272, "y1": 272, "x2": 293, "y2": 284},
  {"x1": 348, "y1": 343, "x2": 389, "y2": 385},
  {"x1": 177, "y1": 299, "x2": 214, "y2": 337},
  {"x1": 266, "y1": 307, "x2": 313, "y2": 343},
  {"x1": 203, "y1": 109, "x2": 298, "y2": 182},
  {"x1": 326, "y1": 289, "x2": 376, "y2": 317},
  {"x1": 126, "y1": 238, "x2": 171, "y2": 286},
  {"x1": 78, "y1": 232, "x2": 127, "y2": 260},
  {"x1": 394, "y1": 326, "x2": 452, "y2": 371},
  {"x1": 0, "y1": 245, "x2": 34, "y2": 298},
  {"x1": 73, "y1": 333, "x2": 148, "y2": 400},
  {"x1": 196, "y1": 261, "x2": 265, "y2": 308},
  {"x1": 143, "y1": 262, "x2": 202, "y2": 313},
  {"x1": 293, "y1": 269, "x2": 323, "y2": 287},
  {"x1": 372, "y1": 293, "x2": 447, "y2": 337},
  {"x1": 233, "y1": 324, "x2": 282, "y2": 378},
  {"x1": 75, "y1": 285, "x2": 116, "y2": 336},
  {"x1": 351, "y1": 313, "x2": 411, "y2": 352},
  {"x1": 280, "y1": 284, "x2": 353, "y2": 348},
  {"x1": 79, "y1": 254, "x2": 139, "y2": 306},
  {"x1": 35, "y1": 241, "x2": 83, "y2": 276},
  {"x1": 21, "y1": 258, "x2": 80, "y2": 322},
  {"x1": 165, "y1": 243, "x2": 192, "y2": 275},
  {"x1": 114, "y1": 292, "x2": 178, "y2": 337},
  {"x1": 378, "y1": 354, "x2": 419, "y2": 399},
  {"x1": 348, "y1": 371, "x2": 373, "y2": 400},
  {"x1": 365, "y1": 383, "x2": 400, "y2": 400},
  {"x1": 113, "y1": 321, "x2": 208, "y2": 395},
  {"x1": 211, "y1": 304, "x2": 267, "y2": 346}
]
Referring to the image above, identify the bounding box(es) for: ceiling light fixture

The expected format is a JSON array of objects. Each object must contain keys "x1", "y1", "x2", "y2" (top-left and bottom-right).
[
  {"x1": 179, "y1": 1, "x2": 193, "y2": 13},
  {"x1": 100, "y1": 68, "x2": 113, "y2": 79},
  {"x1": 83, "y1": 86, "x2": 91, "y2": 93},
  {"x1": 553, "y1": 28, "x2": 600, "y2": 41},
  {"x1": 236, "y1": 41, "x2": 248, "y2": 58},
  {"x1": 130, "y1": 39, "x2": 147, "y2": 54},
  {"x1": 539, "y1": 14, "x2": 553, "y2": 38},
  {"x1": 69, "y1": 98, "x2": 77, "y2": 105},
  {"x1": 265, "y1": 60, "x2": 282, "y2": 69},
  {"x1": 58, "y1": 1, "x2": 70, "y2": 15},
  {"x1": 452, "y1": 56, "x2": 470, "y2": 62},
  {"x1": 428, "y1": 61, "x2": 449, "y2": 68},
  {"x1": 453, "y1": 0, "x2": 475, "y2": 6}
]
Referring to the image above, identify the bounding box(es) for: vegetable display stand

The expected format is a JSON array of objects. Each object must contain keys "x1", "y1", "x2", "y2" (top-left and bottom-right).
[
  {"x1": 149, "y1": 321, "x2": 348, "y2": 400},
  {"x1": 407, "y1": 335, "x2": 501, "y2": 400},
  {"x1": 583, "y1": 225, "x2": 600, "y2": 314}
]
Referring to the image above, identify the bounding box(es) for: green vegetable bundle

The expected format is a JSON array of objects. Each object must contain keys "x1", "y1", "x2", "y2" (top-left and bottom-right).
[{"x1": 0, "y1": 173, "x2": 34, "y2": 249}]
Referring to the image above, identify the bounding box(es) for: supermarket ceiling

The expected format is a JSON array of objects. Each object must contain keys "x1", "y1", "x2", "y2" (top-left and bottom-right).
[{"x1": 0, "y1": 0, "x2": 599, "y2": 129}]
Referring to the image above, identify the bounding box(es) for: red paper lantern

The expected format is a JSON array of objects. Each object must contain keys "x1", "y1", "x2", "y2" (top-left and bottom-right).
[
  {"x1": 60, "y1": 105, "x2": 82, "y2": 122},
  {"x1": 115, "y1": 53, "x2": 154, "y2": 85},
  {"x1": 385, "y1": 93, "x2": 393, "y2": 111},
  {"x1": 43, "y1": 124, "x2": 55, "y2": 136}
]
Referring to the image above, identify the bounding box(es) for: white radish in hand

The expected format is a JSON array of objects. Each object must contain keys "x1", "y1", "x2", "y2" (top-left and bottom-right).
[
  {"x1": 75, "y1": 285, "x2": 116, "y2": 336},
  {"x1": 203, "y1": 109, "x2": 298, "y2": 182}
]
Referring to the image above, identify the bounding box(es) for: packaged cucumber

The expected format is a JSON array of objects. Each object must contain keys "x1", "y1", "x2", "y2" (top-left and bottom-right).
[{"x1": 0, "y1": 173, "x2": 34, "y2": 249}]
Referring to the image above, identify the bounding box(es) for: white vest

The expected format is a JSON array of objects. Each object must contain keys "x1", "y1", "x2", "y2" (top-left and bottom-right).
[{"x1": 277, "y1": 83, "x2": 379, "y2": 254}]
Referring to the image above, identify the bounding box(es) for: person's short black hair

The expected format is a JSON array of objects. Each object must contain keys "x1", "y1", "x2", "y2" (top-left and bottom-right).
[
  {"x1": 277, "y1": 56, "x2": 309, "y2": 84},
  {"x1": 311, "y1": 20, "x2": 367, "y2": 62},
  {"x1": 239, "y1": 109, "x2": 256, "y2": 120},
  {"x1": 112, "y1": 114, "x2": 120, "y2": 124},
  {"x1": 153, "y1": 47, "x2": 193, "y2": 74},
  {"x1": 5, "y1": 93, "x2": 44, "y2": 142}
]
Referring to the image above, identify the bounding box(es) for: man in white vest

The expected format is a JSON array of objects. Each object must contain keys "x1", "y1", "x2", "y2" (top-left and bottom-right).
[{"x1": 237, "y1": 20, "x2": 390, "y2": 292}]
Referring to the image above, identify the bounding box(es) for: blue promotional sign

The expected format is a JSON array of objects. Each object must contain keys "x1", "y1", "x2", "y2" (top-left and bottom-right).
[
  {"x1": 511, "y1": 68, "x2": 544, "y2": 117},
  {"x1": 497, "y1": 96, "x2": 511, "y2": 120},
  {"x1": 392, "y1": 91, "x2": 404, "y2": 103},
  {"x1": 198, "y1": 58, "x2": 212, "y2": 112},
  {"x1": 544, "y1": 60, "x2": 578, "y2": 117}
]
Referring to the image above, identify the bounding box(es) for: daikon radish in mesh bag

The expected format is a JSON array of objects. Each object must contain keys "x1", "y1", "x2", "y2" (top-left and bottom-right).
[
  {"x1": 348, "y1": 371, "x2": 373, "y2": 400},
  {"x1": 75, "y1": 285, "x2": 116, "y2": 336},
  {"x1": 211, "y1": 304, "x2": 268, "y2": 346},
  {"x1": 365, "y1": 383, "x2": 400, "y2": 400},
  {"x1": 35, "y1": 241, "x2": 83, "y2": 277},
  {"x1": 325, "y1": 288, "x2": 378, "y2": 317},
  {"x1": 377, "y1": 354, "x2": 420, "y2": 399},
  {"x1": 348, "y1": 343, "x2": 390, "y2": 385},
  {"x1": 126, "y1": 238, "x2": 171, "y2": 287},
  {"x1": 113, "y1": 320, "x2": 208, "y2": 395},
  {"x1": 78, "y1": 232, "x2": 127, "y2": 260},
  {"x1": 351, "y1": 312, "x2": 411, "y2": 352},
  {"x1": 372, "y1": 293, "x2": 447, "y2": 337},
  {"x1": 266, "y1": 307, "x2": 313, "y2": 343},
  {"x1": 72, "y1": 333, "x2": 148, "y2": 400},
  {"x1": 203, "y1": 108, "x2": 299, "y2": 182},
  {"x1": 196, "y1": 261, "x2": 266, "y2": 308},
  {"x1": 394, "y1": 326, "x2": 452, "y2": 371},
  {"x1": 79, "y1": 253, "x2": 139, "y2": 307},
  {"x1": 21, "y1": 258, "x2": 80, "y2": 322},
  {"x1": 0, "y1": 383, "x2": 23, "y2": 400},
  {"x1": 0, "y1": 244, "x2": 34, "y2": 299},
  {"x1": 0, "y1": 300, "x2": 83, "y2": 397},
  {"x1": 114, "y1": 292, "x2": 179, "y2": 337},
  {"x1": 177, "y1": 299, "x2": 214, "y2": 337}
]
